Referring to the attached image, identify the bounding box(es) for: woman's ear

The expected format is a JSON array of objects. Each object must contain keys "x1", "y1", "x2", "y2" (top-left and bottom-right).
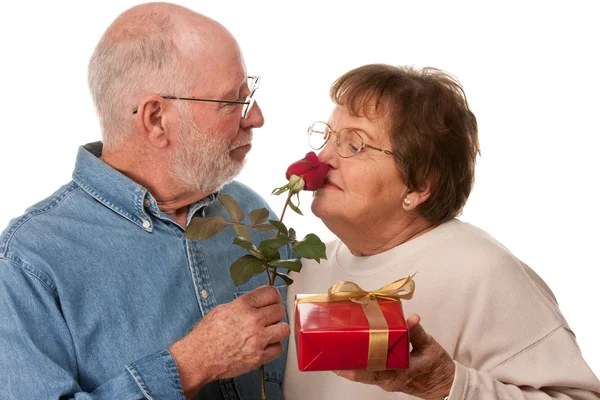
[{"x1": 402, "y1": 179, "x2": 432, "y2": 211}]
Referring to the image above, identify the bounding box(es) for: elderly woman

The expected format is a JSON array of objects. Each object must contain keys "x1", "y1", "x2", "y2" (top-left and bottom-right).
[{"x1": 283, "y1": 64, "x2": 600, "y2": 399}]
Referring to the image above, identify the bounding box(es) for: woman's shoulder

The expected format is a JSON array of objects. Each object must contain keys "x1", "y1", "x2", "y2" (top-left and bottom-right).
[
  {"x1": 444, "y1": 219, "x2": 562, "y2": 318},
  {"x1": 442, "y1": 219, "x2": 521, "y2": 265}
]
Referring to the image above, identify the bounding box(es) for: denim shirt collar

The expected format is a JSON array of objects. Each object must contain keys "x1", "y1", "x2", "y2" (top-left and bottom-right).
[{"x1": 71, "y1": 141, "x2": 218, "y2": 232}]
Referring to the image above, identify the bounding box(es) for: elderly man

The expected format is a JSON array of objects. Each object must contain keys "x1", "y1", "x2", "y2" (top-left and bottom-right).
[{"x1": 0, "y1": 3, "x2": 289, "y2": 399}]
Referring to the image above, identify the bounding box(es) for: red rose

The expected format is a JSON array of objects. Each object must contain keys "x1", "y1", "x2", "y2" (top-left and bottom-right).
[{"x1": 285, "y1": 152, "x2": 330, "y2": 191}]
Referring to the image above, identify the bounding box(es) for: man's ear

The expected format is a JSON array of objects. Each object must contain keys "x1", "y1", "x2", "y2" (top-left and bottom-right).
[{"x1": 135, "y1": 95, "x2": 171, "y2": 149}]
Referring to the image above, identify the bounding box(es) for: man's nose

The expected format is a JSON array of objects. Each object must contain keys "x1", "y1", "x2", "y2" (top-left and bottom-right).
[{"x1": 242, "y1": 101, "x2": 264, "y2": 129}]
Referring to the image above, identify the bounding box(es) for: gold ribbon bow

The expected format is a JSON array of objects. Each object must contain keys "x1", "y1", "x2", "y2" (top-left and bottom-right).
[{"x1": 296, "y1": 275, "x2": 415, "y2": 370}]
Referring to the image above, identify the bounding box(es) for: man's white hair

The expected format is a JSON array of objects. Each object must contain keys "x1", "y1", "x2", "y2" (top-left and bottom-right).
[{"x1": 88, "y1": 11, "x2": 194, "y2": 150}]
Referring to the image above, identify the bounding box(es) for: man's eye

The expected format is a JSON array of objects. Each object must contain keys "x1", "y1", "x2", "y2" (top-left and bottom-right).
[{"x1": 222, "y1": 102, "x2": 240, "y2": 110}]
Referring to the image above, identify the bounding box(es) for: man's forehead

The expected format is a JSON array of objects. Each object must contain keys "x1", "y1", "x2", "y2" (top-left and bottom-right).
[
  {"x1": 187, "y1": 62, "x2": 246, "y2": 95},
  {"x1": 225, "y1": 76, "x2": 248, "y2": 95}
]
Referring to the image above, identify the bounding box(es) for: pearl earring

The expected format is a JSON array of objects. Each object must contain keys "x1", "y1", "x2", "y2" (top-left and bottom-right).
[{"x1": 403, "y1": 197, "x2": 412, "y2": 207}]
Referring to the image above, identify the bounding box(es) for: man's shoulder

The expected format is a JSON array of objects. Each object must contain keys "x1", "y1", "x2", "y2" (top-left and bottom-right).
[{"x1": 0, "y1": 181, "x2": 81, "y2": 255}]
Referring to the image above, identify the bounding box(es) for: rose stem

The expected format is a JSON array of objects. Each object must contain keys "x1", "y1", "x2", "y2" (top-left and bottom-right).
[
  {"x1": 260, "y1": 188, "x2": 296, "y2": 400},
  {"x1": 279, "y1": 189, "x2": 294, "y2": 222},
  {"x1": 261, "y1": 365, "x2": 267, "y2": 399}
]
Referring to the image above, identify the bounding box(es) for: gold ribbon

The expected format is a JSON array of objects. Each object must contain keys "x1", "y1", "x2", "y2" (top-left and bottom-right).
[{"x1": 296, "y1": 275, "x2": 415, "y2": 370}]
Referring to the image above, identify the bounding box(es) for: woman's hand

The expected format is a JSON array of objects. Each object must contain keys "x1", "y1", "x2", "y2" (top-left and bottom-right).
[{"x1": 335, "y1": 314, "x2": 455, "y2": 400}]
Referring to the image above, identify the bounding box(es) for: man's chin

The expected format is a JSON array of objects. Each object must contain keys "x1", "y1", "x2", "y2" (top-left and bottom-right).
[
  {"x1": 216, "y1": 160, "x2": 245, "y2": 187},
  {"x1": 173, "y1": 163, "x2": 243, "y2": 194}
]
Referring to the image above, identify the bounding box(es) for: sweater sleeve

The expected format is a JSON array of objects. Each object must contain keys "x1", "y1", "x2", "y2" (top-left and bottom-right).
[
  {"x1": 446, "y1": 257, "x2": 600, "y2": 400},
  {"x1": 449, "y1": 326, "x2": 600, "y2": 398}
]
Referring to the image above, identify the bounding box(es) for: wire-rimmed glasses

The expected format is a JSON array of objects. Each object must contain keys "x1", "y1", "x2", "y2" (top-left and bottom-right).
[
  {"x1": 133, "y1": 75, "x2": 260, "y2": 119},
  {"x1": 307, "y1": 121, "x2": 394, "y2": 158}
]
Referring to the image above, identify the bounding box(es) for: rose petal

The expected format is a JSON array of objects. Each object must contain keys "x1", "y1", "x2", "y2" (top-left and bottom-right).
[
  {"x1": 285, "y1": 152, "x2": 329, "y2": 190},
  {"x1": 286, "y1": 152, "x2": 320, "y2": 180},
  {"x1": 303, "y1": 163, "x2": 330, "y2": 190},
  {"x1": 304, "y1": 151, "x2": 320, "y2": 166}
]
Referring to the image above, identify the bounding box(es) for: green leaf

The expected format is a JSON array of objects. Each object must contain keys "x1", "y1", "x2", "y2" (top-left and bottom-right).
[
  {"x1": 185, "y1": 216, "x2": 228, "y2": 240},
  {"x1": 254, "y1": 223, "x2": 277, "y2": 233},
  {"x1": 248, "y1": 208, "x2": 270, "y2": 226},
  {"x1": 269, "y1": 259, "x2": 302, "y2": 272},
  {"x1": 258, "y1": 234, "x2": 291, "y2": 261},
  {"x1": 260, "y1": 234, "x2": 292, "y2": 250},
  {"x1": 268, "y1": 219, "x2": 288, "y2": 236},
  {"x1": 219, "y1": 194, "x2": 244, "y2": 222},
  {"x1": 232, "y1": 236, "x2": 265, "y2": 260},
  {"x1": 233, "y1": 223, "x2": 252, "y2": 240},
  {"x1": 292, "y1": 233, "x2": 327, "y2": 262},
  {"x1": 271, "y1": 270, "x2": 294, "y2": 286},
  {"x1": 232, "y1": 236, "x2": 256, "y2": 251},
  {"x1": 259, "y1": 247, "x2": 280, "y2": 262},
  {"x1": 230, "y1": 255, "x2": 266, "y2": 286},
  {"x1": 288, "y1": 200, "x2": 303, "y2": 216}
]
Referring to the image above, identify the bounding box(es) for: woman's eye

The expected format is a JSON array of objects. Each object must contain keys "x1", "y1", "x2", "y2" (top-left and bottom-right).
[{"x1": 349, "y1": 144, "x2": 360, "y2": 154}]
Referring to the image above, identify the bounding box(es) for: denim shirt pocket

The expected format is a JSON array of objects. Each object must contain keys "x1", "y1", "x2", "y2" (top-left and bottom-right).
[{"x1": 234, "y1": 284, "x2": 288, "y2": 384}]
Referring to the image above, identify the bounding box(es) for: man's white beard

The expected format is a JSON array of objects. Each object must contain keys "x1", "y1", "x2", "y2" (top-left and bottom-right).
[{"x1": 169, "y1": 109, "x2": 247, "y2": 193}]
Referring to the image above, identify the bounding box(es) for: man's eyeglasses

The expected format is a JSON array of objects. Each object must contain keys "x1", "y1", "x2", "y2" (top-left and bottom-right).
[
  {"x1": 133, "y1": 75, "x2": 260, "y2": 119},
  {"x1": 307, "y1": 121, "x2": 394, "y2": 158}
]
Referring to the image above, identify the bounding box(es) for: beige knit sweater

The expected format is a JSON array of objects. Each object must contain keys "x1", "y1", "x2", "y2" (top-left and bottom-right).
[{"x1": 283, "y1": 219, "x2": 600, "y2": 399}]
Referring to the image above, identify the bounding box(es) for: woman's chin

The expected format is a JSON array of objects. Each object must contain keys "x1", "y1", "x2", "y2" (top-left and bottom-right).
[{"x1": 310, "y1": 194, "x2": 334, "y2": 220}]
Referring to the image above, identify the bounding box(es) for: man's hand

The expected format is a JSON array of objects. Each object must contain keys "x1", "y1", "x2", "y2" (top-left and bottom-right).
[
  {"x1": 336, "y1": 314, "x2": 455, "y2": 400},
  {"x1": 169, "y1": 286, "x2": 289, "y2": 398}
]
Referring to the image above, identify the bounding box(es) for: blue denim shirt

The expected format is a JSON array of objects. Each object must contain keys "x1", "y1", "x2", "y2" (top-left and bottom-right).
[{"x1": 0, "y1": 142, "x2": 289, "y2": 399}]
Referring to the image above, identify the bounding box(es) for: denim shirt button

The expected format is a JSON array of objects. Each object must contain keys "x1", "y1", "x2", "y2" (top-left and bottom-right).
[
  {"x1": 143, "y1": 199, "x2": 151, "y2": 208},
  {"x1": 201, "y1": 289, "x2": 208, "y2": 299},
  {"x1": 142, "y1": 220, "x2": 151, "y2": 229}
]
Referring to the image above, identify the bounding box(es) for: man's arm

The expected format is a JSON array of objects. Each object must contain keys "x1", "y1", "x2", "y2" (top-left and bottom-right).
[
  {"x1": 170, "y1": 286, "x2": 289, "y2": 398},
  {"x1": 0, "y1": 257, "x2": 172, "y2": 399},
  {"x1": 1, "y1": 257, "x2": 289, "y2": 399}
]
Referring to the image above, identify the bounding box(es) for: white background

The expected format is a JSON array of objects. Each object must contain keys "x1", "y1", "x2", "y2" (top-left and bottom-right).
[{"x1": 1, "y1": 1, "x2": 598, "y2": 376}]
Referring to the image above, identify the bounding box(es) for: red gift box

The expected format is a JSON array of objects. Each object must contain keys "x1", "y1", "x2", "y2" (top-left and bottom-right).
[{"x1": 295, "y1": 296, "x2": 410, "y2": 371}]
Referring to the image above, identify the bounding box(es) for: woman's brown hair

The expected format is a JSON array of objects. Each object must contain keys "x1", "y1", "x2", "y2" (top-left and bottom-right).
[{"x1": 331, "y1": 64, "x2": 480, "y2": 223}]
